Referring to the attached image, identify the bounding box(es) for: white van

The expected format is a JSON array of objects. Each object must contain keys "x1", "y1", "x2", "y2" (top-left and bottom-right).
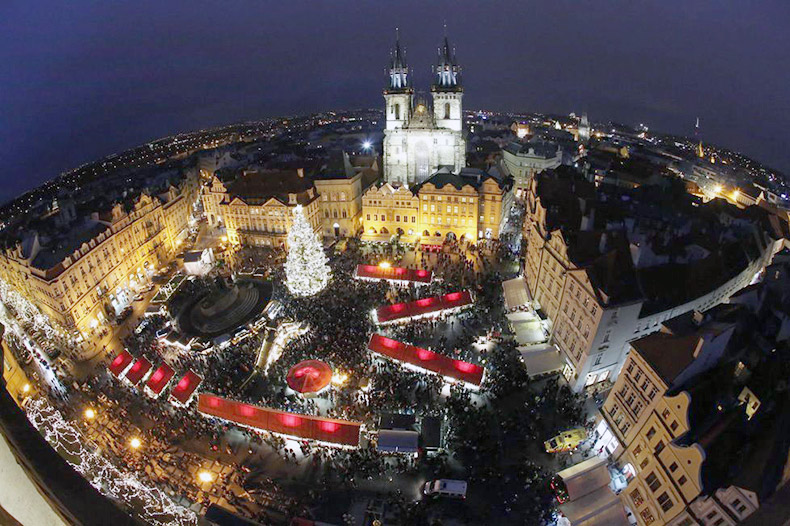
[{"x1": 423, "y1": 479, "x2": 467, "y2": 499}]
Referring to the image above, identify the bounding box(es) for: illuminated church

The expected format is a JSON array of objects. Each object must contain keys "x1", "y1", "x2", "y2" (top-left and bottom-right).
[{"x1": 382, "y1": 31, "x2": 466, "y2": 185}]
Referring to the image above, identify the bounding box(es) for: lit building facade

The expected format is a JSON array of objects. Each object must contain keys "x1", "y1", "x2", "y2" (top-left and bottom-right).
[
  {"x1": 0, "y1": 176, "x2": 199, "y2": 336},
  {"x1": 218, "y1": 169, "x2": 321, "y2": 247},
  {"x1": 502, "y1": 140, "x2": 562, "y2": 198},
  {"x1": 313, "y1": 153, "x2": 380, "y2": 239},
  {"x1": 523, "y1": 169, "x2": 782, "y2": 392},
  {"x1": 382, "y1": 33, "x2": 466, "y2": 185},
  {"x1": 599, "y1": 320, "x2": 762, "y2": 526},
  {"x1": 361, "y1": 167, "x2": 509, "y2": 244}
]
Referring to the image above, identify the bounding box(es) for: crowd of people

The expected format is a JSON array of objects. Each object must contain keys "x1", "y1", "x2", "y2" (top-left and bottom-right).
[{"x1": 5, "y1": 222, "x2": 591, "y2": 525}]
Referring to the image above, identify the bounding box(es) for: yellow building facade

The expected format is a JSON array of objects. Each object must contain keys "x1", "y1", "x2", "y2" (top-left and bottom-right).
[
  {"x1": 361, "y1": 168, "x2": 509, "y2": 244},
  {"x1": 217, "y1": 169, "x2": 321, "y2": 247},
  {"x1": 0, "y1": 176, "x2": 199, "y2": 337}
]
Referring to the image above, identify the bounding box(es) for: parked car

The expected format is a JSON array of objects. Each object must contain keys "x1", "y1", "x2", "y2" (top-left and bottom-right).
[{"x1": 423, "y1": 479, "x2": 467, "y2": 499}]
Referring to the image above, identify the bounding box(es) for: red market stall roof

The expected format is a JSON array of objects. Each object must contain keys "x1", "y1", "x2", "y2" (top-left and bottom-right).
[
  {"x1": 108, "y1": 350, "x2": 134, "y2": 378},
  {"x1": 146, "y1": 363, "x2": 175, "y2": 395},
  {"x1": 171, "y1": 371, "x2": 202, "y2": 405},
  {"x1": 124, "y1": 357, "x2": 152, "y2": 385},
  {"x1": 355, "y1": 264, "x2": 432, "y2": 284},
  {"x1": 375, "y1": 290, "x2": 473, "y2": 324},
  {"x1": 368, "y1": 333, "x2": 484, "y2": 387},
  {"x1": 286, "y1": 360, "x2": 333, "y2": 394},
  {"x1": 198, "y1": 394, "x2": 361, "y2": 447}
]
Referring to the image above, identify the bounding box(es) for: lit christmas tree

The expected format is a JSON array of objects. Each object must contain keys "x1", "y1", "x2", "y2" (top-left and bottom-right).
[{"x1": 285, "y1": 205, "x2": 331, "y2": 297}]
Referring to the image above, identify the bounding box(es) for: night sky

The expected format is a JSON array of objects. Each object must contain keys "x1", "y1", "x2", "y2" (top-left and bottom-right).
[{"x1": 2, "y1": 1, "x2": 789, "y2": 204}]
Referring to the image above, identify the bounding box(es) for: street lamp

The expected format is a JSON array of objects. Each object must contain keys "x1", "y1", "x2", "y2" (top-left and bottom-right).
[
  {"x1": 129, "y1": 437, "x2": 142, "y2": 450},
  {"x1": 362, "y1": 140, "x2": 372, "y2": 151},
  {"x1": 84, "y1": 408, "x2": 96, "y2": 420},
  {"x1": 22, "y1": 383, "x2": 30, "y2": 394},
  {"x1": 198, "y1": 470, "x2": 214, "y2": 483}
]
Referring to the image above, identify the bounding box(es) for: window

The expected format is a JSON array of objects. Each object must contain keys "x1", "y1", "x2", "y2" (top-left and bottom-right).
[
  {"x1": 655, "y1": 441, "x2": 664, "y2": 454},
  {"x1": 639, "y1": 509, "x2": 655, "y2": 525},
  {"x1": 669, "y1": 462, "x2": 678, "y2": 473},
  {"x1": 670, "y1": 421, "x2": 679, "y2": 432},
  {"x1": 657, "y1": 492, "x2": 673, "y2": 512},
  {"x1": 646, "y1": 472, "x2": 661, "y2": 492},
  {"x1": 678, "y1": 475, "x2": 687, "y2": 486},
  {"x1": 640, "y1": 458, "x2": 649, "y2": 469},
  {"x1": 633, "y1": 444, "x2": 643, "y2": 456},
  {"x1": 731, "y1": 499, "x2": 747, "y2": 514},
  {"x1": 594, "y1": 353, "x2": 603, "y2": 366},
  {"x1": 646, "y1": 427, "x2": 656, "y2": 440},
  {"x1": 394, "y1": 103, "x2": 400, "y2": 120},
  {"x1": 630, "y1": 488, "x2": 644, "y2": 507},
  {"x1": 444, "y1": 102, "x2": 450, "y2": 120}
]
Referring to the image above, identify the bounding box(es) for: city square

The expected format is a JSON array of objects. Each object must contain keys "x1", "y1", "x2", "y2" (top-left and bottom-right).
[{"x1": 2, "y1": 4, "x2": 790, "y2": 526}]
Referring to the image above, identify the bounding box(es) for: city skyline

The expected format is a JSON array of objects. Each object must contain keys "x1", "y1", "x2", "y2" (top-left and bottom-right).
[{"x1": 2, "y1": 0, "x2": 789, "y2": 204}]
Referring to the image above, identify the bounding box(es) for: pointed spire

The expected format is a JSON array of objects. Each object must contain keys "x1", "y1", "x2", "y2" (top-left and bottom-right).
[
  {"x1": 387, "y1": 28, "x2": 410, "y2": 91},
  {"x1": 433, "y1": 26, "x2": 461, "y2": 90}
]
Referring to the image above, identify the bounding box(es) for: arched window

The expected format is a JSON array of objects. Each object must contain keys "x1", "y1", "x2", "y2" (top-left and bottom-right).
[
  {"x1": 444, "y1": 103, "x2": 450, "y2": 120},
  {"x1": 394, "y1": 104, "x2": 400, "y2": 120}
]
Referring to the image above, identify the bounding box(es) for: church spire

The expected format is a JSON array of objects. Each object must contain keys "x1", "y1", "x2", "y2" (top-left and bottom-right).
[
  {"x1": 433, "y1": 28, "x2": 461, "y2": 90},
  {"x1": 387, "y1": 28, "x2": 410, "y2": 91}
]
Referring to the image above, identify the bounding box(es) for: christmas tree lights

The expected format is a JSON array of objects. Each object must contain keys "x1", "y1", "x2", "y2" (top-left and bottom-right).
[{"x1": 285, "y1": 205, "x2": 331, "y2": 297}]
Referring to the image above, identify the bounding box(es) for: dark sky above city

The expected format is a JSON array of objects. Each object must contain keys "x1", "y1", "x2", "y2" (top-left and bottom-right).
[{"x1": 2, "y1": 1, "x2": 789, "y2": 204}]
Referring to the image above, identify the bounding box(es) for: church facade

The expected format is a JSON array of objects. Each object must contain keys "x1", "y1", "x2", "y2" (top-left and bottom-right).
[{"x1": 382, "y1": 32, "x2": 466, "y2": 185}]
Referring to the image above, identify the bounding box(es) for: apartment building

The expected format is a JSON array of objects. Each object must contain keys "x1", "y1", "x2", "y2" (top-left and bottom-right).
[
  {"x1": 598, "y1": 306, "x2": 790, "y2": 526},
  {"x1": 217, "y1": 168, "x2": 321, "y2": 247},
  {"x1": 0, "y1": 174, "x2": 199, "y2": 337},
  {"x1": 501, "y1": 139, "x2": 562, "y2": 197},
  {"x1": 361, "y1": 167, "x2": 511, "y2": 245},
  {"x1": 523, "y1": 167, "x2": 783, "y2": 392},
  {"x1": 313, "y1": 153, "x2": 380, "y2": 239}
]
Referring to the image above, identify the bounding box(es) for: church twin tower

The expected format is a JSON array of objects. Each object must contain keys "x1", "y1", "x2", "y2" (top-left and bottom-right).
[{"x1": 382, "y1": 30, "x2": 467, "y2": 185}]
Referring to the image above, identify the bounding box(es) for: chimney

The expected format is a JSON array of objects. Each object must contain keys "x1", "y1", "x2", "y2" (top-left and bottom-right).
[
  {"x1": 581, "y1": 208, "x2": 595, "y2": 231},
  {"x1": 599, "y1": 232, "x2": 608, "y2": 253},
  {"x1": 297, "y1": 168, "x2": 304, "y2": 178}
]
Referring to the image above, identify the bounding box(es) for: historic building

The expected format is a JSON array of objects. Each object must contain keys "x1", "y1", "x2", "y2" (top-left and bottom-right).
[
  {"x1": 595, "y1": 306, "x2": 784, "y2": 526},
  {"x1": 382, "y1": 32, "x2": 466, "y2": 185},
  {"x1": 502, "y1": 139, "x2": 563, "y2": 198},
  {"x1": 361, "y1": 167, "x2": 510, "y2": 244},
  {"x1": 523, "y1": 167, "x2": 782, "y2": 392},
  {"x1": 0, "y1": 172, "x2": 199, "y2": 336},
  {"x1": 313, "y1": 153, "x2": 380, "y2": 239},
  {"x1": 217, "y1": 169, "x2": 321, "y2": 248}
]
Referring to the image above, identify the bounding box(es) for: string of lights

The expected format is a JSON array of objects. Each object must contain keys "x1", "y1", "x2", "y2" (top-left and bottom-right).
[{"x1": 25, "y1": 398, "x2": 198, "y2": 526}]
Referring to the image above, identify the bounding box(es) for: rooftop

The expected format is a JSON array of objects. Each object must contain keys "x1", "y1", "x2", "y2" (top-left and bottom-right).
[{"x1": 225, "y1": 169, "x2": 315, "y2": 206}]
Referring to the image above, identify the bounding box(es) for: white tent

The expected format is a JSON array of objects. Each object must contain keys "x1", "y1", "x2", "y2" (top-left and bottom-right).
[
  {"x1": 557, "y1": 457, "x2": 630, "y2": 526},
  {"x1": 502, "y1": 277, "x2": 530, "y2": 311}
]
